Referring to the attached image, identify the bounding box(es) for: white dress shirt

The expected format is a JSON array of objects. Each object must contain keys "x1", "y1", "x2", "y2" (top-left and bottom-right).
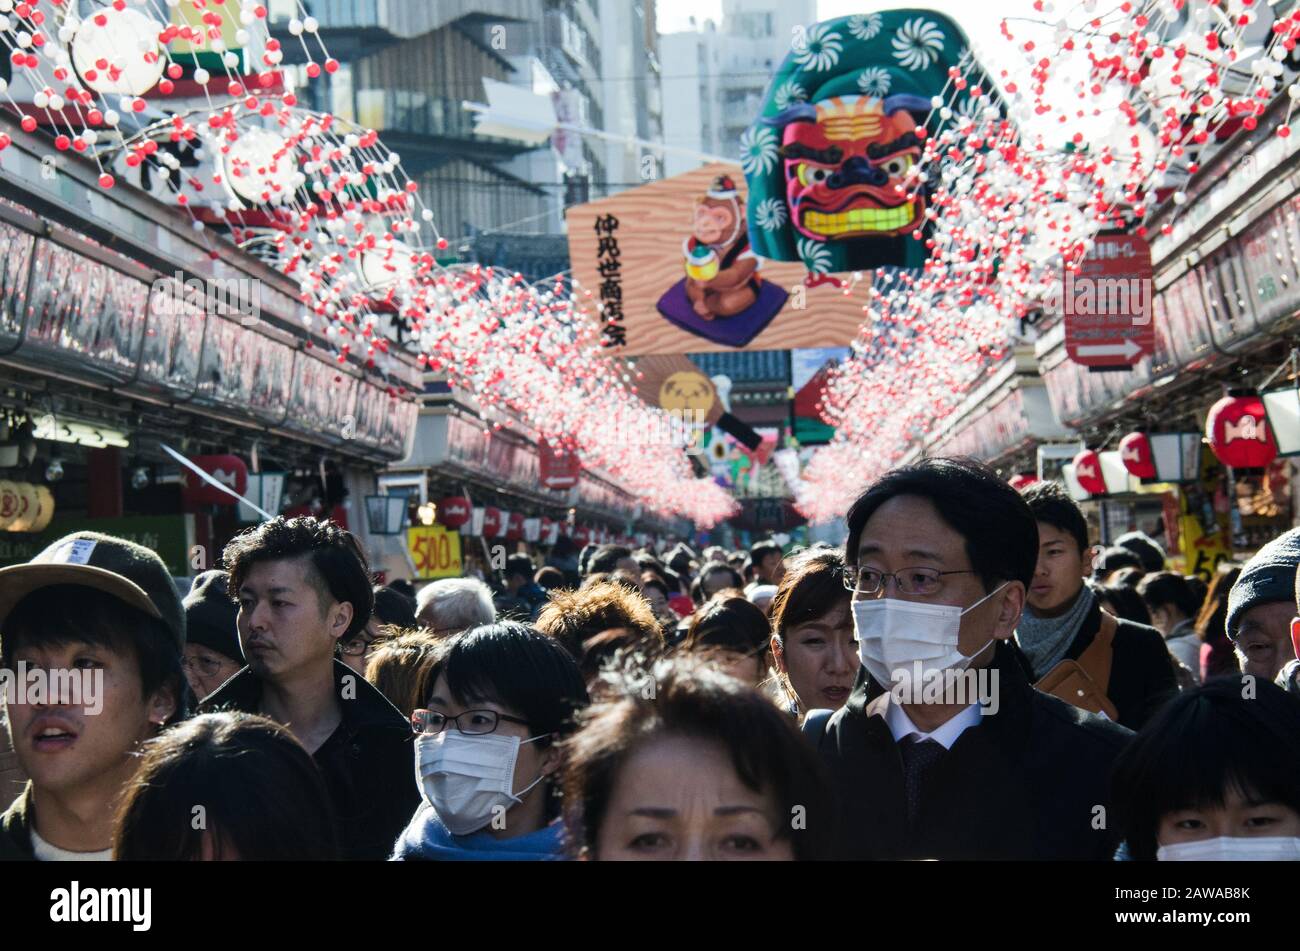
[{"x1": 884, "y1": 696, "x2": 983, "y2": 750}]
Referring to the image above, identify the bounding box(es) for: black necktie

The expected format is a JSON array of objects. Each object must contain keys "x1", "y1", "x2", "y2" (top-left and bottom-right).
[{"x1": 900, "y1": 735, "x2": 945, "y2": 828}]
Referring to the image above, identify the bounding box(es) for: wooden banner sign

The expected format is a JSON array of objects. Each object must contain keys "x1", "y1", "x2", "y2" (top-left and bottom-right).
[{"x1": 567, "y1": 163, "x2": 870, "y2": 356}]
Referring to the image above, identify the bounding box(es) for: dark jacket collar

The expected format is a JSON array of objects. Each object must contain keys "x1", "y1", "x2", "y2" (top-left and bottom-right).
[
  {"x1": 201, "y1": 659, "x2": 407, "y2": 733},
  {"x1": 847, "y1": 641, "x2": 1034, "y2": 759}
]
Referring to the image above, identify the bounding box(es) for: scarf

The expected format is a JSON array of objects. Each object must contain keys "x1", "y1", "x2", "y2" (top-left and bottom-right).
[
  {"x1": 1015, "y1": 584, "x2": 1096, "y2": 677},
  {"x1": 389, "y1": 805, "x2": 567, "y2": 862}
]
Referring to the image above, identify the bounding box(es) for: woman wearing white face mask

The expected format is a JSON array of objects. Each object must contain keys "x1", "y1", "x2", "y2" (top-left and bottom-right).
[
  {"x1": 1112, "y1": 677, "x2": 1300, "y2": 861},
  {"x1": 390, "y1": 622, "x2": 589, "y2": 861}
]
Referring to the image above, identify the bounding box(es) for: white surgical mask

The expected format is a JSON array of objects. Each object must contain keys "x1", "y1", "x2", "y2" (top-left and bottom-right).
[
  {"x1": 851, "y1": 583, "x2": 1008, "y2": 688},
  {"x1": 415, "y1": 730, "x2": 548, "y2": 835},
  {"x1": 1156, "y1": 836, "x2": 1300, "y2": 862}
]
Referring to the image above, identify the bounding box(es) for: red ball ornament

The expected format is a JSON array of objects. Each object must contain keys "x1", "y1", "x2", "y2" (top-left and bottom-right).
[
  {"x1": 20, "y1": 115, "x2": 36, "y2": 133},
  {"x1": 1206, "y1": 392, "x2": 1278, "y2": 469},
  {"x1": 98, "y1": 173, "x2": 115, "y2": 189}
]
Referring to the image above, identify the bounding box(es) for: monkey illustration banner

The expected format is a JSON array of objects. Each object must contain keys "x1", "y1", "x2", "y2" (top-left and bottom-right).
[
  {"x1": 566, "y1": 163, "x2": 870, "y2": 355},
  {"x1": 743, "y1": 11, "x2": 996, "y2": 276}
]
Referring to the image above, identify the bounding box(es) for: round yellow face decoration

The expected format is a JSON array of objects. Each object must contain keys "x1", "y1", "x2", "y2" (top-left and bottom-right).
[{"x1": 658, "y1": 370, "x2": 715, "y2": 415}]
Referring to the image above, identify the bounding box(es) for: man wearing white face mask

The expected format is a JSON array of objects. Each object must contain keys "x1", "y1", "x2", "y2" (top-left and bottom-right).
[
  {"x1": 802, "y1": 458, "x2": 1133, "y2": 860},
  {"x1": 1112, "y1": 677, "x2": 1300, "y2": 861},
  {"x1": 392, "y1": 621, "x2": 589, "y2": 861}
]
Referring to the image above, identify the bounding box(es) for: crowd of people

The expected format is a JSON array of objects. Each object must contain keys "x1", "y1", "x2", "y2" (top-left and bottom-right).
[{"x1": 1, "y1": 455, "x2": 1298, "y2": 861}]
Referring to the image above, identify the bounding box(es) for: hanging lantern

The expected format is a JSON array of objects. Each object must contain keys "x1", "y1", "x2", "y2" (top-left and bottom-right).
[
  {"x1": 1119, "y1": 432, "x2": 1156, "y2": 478},
  {"x1": 1206, "y1": 391, "x2": 1278, "y2": 469},
  {"x1": 1072, "y1": 449, "x2": 1107, "y2": 495},
  {"x1": 1008, "y1": 473, "x2": 1038, "y2": 491},
  {"x1": 483, "y1": 507, "x2": 504, "y2": 538},
  {"x1": 437, "y1": 496, "x2": 471, "y2": 529},
  {"x1": 505, "y1": 512, "x2": 525, "y2": 541}
]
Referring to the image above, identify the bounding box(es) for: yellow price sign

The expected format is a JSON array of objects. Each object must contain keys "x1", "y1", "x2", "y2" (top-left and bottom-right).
[{"x1": 407, "y1": 525, "x2": 462, "y2": 580}]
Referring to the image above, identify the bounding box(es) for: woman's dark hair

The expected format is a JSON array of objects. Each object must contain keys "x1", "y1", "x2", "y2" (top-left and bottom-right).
[
  {"x1": 1020, "y1": 480, "x2": 1089, "y2": 552},
  {"x1": 1110, "y1": 566, "x2": 1145, "y2": 589},
  {"x1": 560, "y1": 654, "x2": 836, "y2": 860},
  {"x1": 685, "y1": 596, "x2": 771, "y2": 656},
  {"x1": 771, "y1": 548, "x2": 849, "y2": 642},
  {"x1": 1093, "y1": 580, "x2": 1152, "y2": 626},
  {"x1": 222, "y1": 516, "x2": 373, "y2": 639},
  {"x1": 1137, "y1": 571, "x2": 1201, "y2": 620},
  {"x1": 1195, "y1": 567, "x2": 1242, "y2": 644},
  {"x1": 372, "y1": 584, "x2": 418, "y2": 629},
  {"x1": 1112, "y1": 677, "x2": 1300, "y2": 861},
  {"x1": 1, "y1": 585, "x2": 186, "y2": 725},
  {"x1": 431, "y1": 621, "x2": 590, "y2": 821},
  {"x1": 845, "y1": 457, "x2": 1038, "y2": 591},
  {"x1": 113, "y1": 712, "x2": 338, "y2": 860}
]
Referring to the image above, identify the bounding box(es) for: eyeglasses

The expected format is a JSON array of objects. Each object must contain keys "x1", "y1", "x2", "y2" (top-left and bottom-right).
[
  {"x1": 410, "y1": 708, "x2": 531, "y2": 736},
  {"x1": 842, "y1": 565, "x2": 976, "y2": 596},
  {"x1": 181, "y1": 655, "x2": 227, "y2": 677},
  {"x1": 339, "y1": 632, "x2": 388, "y2": 656}
]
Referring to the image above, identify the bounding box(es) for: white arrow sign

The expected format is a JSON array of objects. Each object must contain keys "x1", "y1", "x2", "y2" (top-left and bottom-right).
[{"x1": 1076, "y1": 339, "x2": 1143, "y2": 360}]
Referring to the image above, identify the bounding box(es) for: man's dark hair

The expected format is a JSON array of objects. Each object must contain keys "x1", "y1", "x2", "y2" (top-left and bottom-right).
[
  {"x1": 587, "y1": 545, "x2": 632, "y2": 576},
  {"x1": 577, "y1": 544, "x2": 599, "y2": 576},
  {"x1": 114, "y1": 712, "x2": 338, "y2": 860},
  {"x1": 1095, "y1": 546, "x2": 1142, "y2": 578},
  {"x1": 372, "y1": 585, "x2": 417, "y2": 629},
  {"x1": 504, "y1": 554, "x2": 536, "y2": 584},
  {"x1": 561, "y1": 654, "x2": 836, "y2": 860},
  {"x1": 750, "y1": 539, "x2": 782, "y2": 566},
  {"x1": 222, "y1": 517, "x2": 373, "y2": 639},
  {"x1": 685, "y1": 596, "x2": 771, "y2": 656},
  {"x1": 432, "y1": 621, "x2": 590, "y2": 820},
  {"x1": 1112, "y1": 677, "x2": 1300, "y2": 861},
  {"x1": 1116, "y1": 531, "x2": 1166, "y2": 574},
  {"x1": 844, "y1": 457, "x2": 1038, "y2": 591},
  {"x1": 1137, "y1": 571, "x2": 1201, "y2": 620},
  {"x1": 534, "y1": 566, "x2": 566, "y2": 590},
  {"x1": 1020, "y1": 480, "x2": 1089, "y2": 552},
  {"x1": 2, "y1": 585, "x2": 187, "y2": 725}
]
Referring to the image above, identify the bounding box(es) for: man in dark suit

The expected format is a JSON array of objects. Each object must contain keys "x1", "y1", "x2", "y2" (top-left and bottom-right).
[{"x1": 806, "y1": 458, "x2": 1132, "y2": 860}]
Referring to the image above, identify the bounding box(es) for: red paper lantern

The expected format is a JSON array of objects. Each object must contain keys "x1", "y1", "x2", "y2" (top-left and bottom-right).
[
  {"x1": 437, "y1": 496, "x2": 471, "y2": 529},
  {"x1": 1072, "y1": 449, "x2": 1107, "y2": 495},
  {"x1": 506, "y1": 512, "x2": 525, "y2": 541},
  {"x1": 1206, "y1": 393, "x2": 1278, "y2": 469},
  {"x1": 181, "y1": 454, "x2": 249, "y2": 506},
  {"x1": 1119, "y1": 432, "x2": 1156, "y2": 479},
  {"x1": 1008, "y1": 473, "x2": 1038, "y2": 491},
  {"x1": 573, "y1": 525, "x2": 590, "y2": 546},
  {"x1": 482, "y1": 507, "x2": 503, "y2": 537}
]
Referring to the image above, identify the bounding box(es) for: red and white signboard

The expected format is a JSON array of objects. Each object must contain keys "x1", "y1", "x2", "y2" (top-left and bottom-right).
[
  {"x1": 539, "y1": 438, "x2": 581, "y2": 490},
  {"x1": 1061, "y1": 235, "x2": 1155, "y2": 369}
]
